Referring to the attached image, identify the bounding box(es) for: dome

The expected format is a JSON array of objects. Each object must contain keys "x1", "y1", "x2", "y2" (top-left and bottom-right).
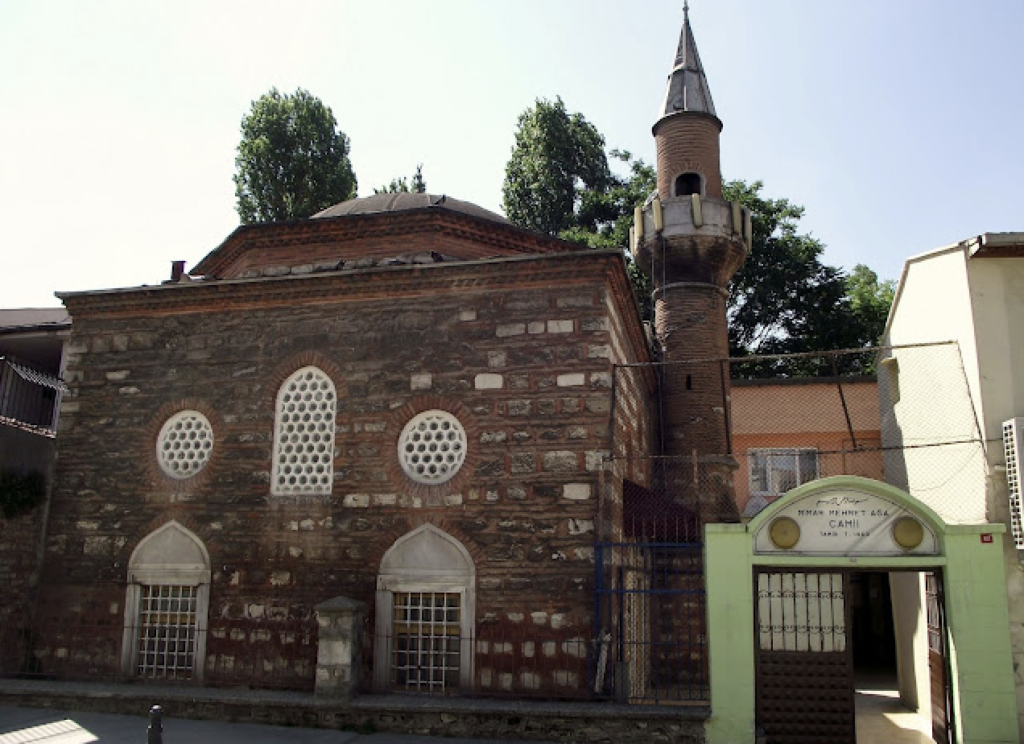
[{"x1": 311, "y1": 192, "x2": 509, "y2": 224}]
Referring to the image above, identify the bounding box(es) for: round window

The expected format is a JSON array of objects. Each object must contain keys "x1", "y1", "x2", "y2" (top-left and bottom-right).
[
  {"x1": 156, "y1": 410, "x2": 214, "y2": 479},
  {"x1": 398, "y1": 410, "x2": 467, "y2": 485}
]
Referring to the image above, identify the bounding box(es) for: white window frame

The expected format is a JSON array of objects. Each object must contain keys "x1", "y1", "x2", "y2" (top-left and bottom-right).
[
  {"x1": 397, "y1": 409, "x2": 467, "y2": 485},
  {"x1": 156, "y1": 410, "x2": 214, "y2": 479},
  {"x1": 121, "y1": 521, "x2": 211, "y2": 681},
  {"x1": 373, "y1": 525, "x2": 475, "y2": 693},
  {"x1": 748, "y1": 447, "x2": 819, "y2": 498},
  {"x1": 271, "y1": 366, "x2": 337, "y2": 496}
]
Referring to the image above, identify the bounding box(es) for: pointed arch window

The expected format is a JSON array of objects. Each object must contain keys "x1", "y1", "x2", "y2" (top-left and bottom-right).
[
  {"x1": 374, "y1": 525, "x2": 476, "y2": 693},
  {"x1": 271, "y1": 366, "x2": 337, "y2": 495},
  {"x1": 121, "y1": 522, "x2": 211, "y2": 681}
]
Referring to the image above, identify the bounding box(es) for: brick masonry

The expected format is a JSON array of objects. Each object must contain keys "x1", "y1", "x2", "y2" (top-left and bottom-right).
[
  {"x1": 35, "y1": 245, "x2": 650, "y2": 697},
  {"x1": 653, "y1": 114, "x2": 723, "y2": 200}
]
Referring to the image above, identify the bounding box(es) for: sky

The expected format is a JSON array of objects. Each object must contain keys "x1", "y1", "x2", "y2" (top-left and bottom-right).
[{"x1": 1, "y1": 0, "x2": 1022, "y2": 308}]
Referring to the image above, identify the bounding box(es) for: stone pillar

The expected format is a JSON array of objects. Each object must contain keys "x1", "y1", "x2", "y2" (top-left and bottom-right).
[{"x1": 314, "y1": 596, "x2": 367, "y2": 699}]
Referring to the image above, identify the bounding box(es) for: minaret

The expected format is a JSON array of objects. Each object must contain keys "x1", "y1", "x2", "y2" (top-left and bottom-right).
[{"x1": 633, "y1": 3, "x2": 751, "y2": 523}]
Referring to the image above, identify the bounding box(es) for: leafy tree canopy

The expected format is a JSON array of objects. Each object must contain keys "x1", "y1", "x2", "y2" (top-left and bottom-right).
[
  {"x1": 234, "y1": 88, "x2": 357, "y2": 224},
  {"x1": 724, "y1": 181, "x2": 894, "y2": 375},
  {"x1": 502, "y1": 97, "x2": 612, "y2": 235},
  {"x1": 846, "y1": 263, "x2": 896, "y2": 343},
  {"x1": 375, "y1": 164, "x2": 427, "y2": 195}
]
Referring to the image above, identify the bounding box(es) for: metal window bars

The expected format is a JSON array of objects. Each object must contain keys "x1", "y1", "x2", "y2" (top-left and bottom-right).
[{"x1": 135, "y1": 584, "x2": 199, "y2": 680}]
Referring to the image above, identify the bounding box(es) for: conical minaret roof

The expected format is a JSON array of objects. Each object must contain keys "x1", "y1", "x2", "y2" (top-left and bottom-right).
[{"x1": 659, "y1": 3, "x2": 717, "y2": 120}]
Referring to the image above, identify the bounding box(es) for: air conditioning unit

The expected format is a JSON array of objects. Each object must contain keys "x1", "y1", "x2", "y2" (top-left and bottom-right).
[{"x1": 1002, "y1": 418, "x2": 1024, "y2": 549}]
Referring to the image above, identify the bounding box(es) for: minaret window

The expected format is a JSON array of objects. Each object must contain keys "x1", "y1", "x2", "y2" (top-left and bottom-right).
[{"x1": 674, "y1": 172, "x2": 703, "y2": 197}]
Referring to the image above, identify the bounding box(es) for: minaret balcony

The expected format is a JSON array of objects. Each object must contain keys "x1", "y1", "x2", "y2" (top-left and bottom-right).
[{"x1": 632, "y1": 195, "x2": 750, "y2": 287}]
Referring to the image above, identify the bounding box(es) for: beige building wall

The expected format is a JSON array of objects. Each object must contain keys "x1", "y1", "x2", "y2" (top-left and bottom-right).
[
  {"x1": 882, "y1": 236, "x2": 1024, "y2": 739},
  {"x1": 731, "y1": 379, "x2": 882, "y2": 516}
]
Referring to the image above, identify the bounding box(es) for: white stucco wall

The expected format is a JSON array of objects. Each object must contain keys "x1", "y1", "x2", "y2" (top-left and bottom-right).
[
  {"x1": 883, "y1": 240, "x2": 1024, "y2": 739},
  {"x1": 882, "y1": 244, "x2": 987, "y2": 523}
]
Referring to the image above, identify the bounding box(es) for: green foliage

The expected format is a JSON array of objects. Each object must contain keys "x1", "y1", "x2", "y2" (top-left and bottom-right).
[
  {"x1": 725, "y1": 180, "x2": 892, "y2": 376},
  {"x1": 0, "y1": 469, "x2": 46, "y2": 518},
  {"x1": 555, "y1": 150, "x2": 657, "y2": 322},
  {"x1": 375, "y1": 164, "x2": 427, "y2": 195},
  {"x1": 502, "y1": 97, "x2": 612, "y2": 235},
  {"x1": 846, "y1": 263, "x2": 896, "y2": 343},
  {"x1": 234, "y1": 88, "x2": 357, "y2": 224}
]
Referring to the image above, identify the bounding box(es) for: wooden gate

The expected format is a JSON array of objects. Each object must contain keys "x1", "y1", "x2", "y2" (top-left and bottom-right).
[{"x1": 755, "y1": 569, "x2": 855, "y2": 744}]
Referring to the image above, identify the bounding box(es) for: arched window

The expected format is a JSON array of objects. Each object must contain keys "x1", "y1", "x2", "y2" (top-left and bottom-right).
[
  {"x1": 373, "y1": 525, "x2": 475, "y2": 693},
  {"x1": 121, "y1": 522, "x2": 210, "y2": 681},
  {"x1": 674, "y1": 172, "x2": 703, "y2": 197},
  {"x1": 271, "y1": 366, "x2": 337, "y2": 495}
]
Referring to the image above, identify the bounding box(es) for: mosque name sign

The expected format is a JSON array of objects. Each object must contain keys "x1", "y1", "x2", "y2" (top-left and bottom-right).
[{"x1": 753, "y1": 488, "x2": 939, "y2": 556}]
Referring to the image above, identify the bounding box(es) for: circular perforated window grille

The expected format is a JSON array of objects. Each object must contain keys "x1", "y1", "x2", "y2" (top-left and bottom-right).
[
  {"x1": 398, "y1": 410, "x2": 467, "y2": 485},
  {"x1": 156, "y1": 410, "x2": 214, "y2": 479},
  {"x1": 272, "y1": 366, "x2": 336, "y2": 494}
]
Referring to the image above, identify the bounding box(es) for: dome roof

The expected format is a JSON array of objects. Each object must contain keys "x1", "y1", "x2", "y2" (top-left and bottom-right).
[{"x1": 311, "y1": 192, "x2": 509, "y2": 224}]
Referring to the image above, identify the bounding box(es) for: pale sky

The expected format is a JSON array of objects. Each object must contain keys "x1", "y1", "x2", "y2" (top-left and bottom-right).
[{"x1": 1, "y1": 0, "x2": 1021, "y2": 309}]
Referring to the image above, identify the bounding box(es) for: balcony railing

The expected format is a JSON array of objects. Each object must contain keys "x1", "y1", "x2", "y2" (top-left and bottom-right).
[{"x1": 0, "y1": 356, "x2": 67, "y2": 436}]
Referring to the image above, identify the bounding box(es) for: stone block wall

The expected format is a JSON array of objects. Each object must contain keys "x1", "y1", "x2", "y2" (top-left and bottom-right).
[
  {"x1": 36, "y1": 252, "x2": 650, "y2": 695},
  {"x1": 0, "y1": 501, "x2": 45, "y2": 675}
]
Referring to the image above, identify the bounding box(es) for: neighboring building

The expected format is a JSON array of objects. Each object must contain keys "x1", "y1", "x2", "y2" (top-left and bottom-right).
[
  {"x1": 879, "y1": 233, "x2": 1024, "y2": 740},
  {"x1": 0, "y1": 308, "x2": 70, "y2": 447},
  {"x1": 731, "y1": 377, "x2": 884, "y2": 517},
  {"x1": 0, "y1": 308, "x2": 70, "y2": 649}
]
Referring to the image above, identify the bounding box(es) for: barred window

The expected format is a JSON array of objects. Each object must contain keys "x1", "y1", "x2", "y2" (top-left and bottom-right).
[
  {"x1": 398, "y1": 410, "x2": 466, "y2": 485},
  {"x1": 135, "y1": 584, "x2": 199, "y2": 679},
  {"x1": 271, "y1": 366, "x2": 336, "y2": 495},
  {"x1": 121, "y1": 521, "x2": 210, "y2": 682},
  {"x1": 374, "y1": 525, "x2": 475, "y2": 694},
  {"x1": 749, "y1": 448, "x2": 819, "y2": 498},
  {"x1": 156, "y1": 410, "x2": 214, "y2": 479},
  {"x1": 392, "y1": 592, "x2": 462, "y2": 692}
]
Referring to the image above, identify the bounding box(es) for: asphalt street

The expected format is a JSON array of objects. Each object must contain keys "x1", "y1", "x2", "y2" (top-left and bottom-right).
[{"x1": 0, "y1": 706, "x2": 559, "y2": 744}]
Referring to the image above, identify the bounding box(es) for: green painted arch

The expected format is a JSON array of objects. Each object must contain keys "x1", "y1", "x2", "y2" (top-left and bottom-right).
[{"x1": 746, "y1": 475, "x2": 950, "y2": 549}]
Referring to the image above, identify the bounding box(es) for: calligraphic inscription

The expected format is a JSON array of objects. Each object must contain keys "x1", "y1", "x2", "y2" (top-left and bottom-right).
[{"x1": 754, "y1": 488, "x2": 938, "y2": 556}]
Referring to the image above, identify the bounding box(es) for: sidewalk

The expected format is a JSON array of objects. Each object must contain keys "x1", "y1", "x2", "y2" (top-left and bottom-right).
[{"x1": 0, "y1": 705, "x2": 558, "y2": 744}]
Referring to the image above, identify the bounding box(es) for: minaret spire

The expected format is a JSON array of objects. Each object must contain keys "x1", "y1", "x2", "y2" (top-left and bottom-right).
[{"x1": 660, "y1": 2, "x2": 717, "y2": 120}]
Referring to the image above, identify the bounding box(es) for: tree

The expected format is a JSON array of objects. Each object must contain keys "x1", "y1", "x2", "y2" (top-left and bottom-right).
[
  {"x1": 375, "y1": 164, "x2": 427, "y2": 195},
  {"x1": 724, "y1": 180, "x2": 894, "y2": 376},
  {"x1": 557, "y1": 150, "x2": 656, "y2": 321},
  {"x1": 502, "y1": 97, "x2": 612, "y2": 235},
  {"x1": 234, "y1": 88, "x2": 357, "y2": 224},
  {"x1": 846, "y1": 264, "x2": 896, "y2": 344}
]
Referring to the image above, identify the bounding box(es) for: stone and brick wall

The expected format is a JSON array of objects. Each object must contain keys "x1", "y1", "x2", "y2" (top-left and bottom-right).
[
  {"x1": 0, "y1": 500, "x2": 46, "y2": 674},
  {"x1": 36, "y1": 249, "x2": 650, "y2": 695}
]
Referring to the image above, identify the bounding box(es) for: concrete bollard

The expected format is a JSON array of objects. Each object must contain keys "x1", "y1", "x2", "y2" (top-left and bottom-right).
[{"x1": 148, "y1": 705, "x2": 163, "y2": 744}]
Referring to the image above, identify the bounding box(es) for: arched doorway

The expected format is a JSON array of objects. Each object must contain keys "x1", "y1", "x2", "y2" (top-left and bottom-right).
[
  {"x1": 704, "y1": 476, "x2": 1018, "y2": 744},
  {"x1": 373, "y1": 524, "x2": 475, "y2": 693}
]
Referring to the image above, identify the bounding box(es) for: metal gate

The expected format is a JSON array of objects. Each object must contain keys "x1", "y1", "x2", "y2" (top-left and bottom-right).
[
  {"x1": 926, "y1": 572, "x2": 953, "y2": 743},
  {"x1": 593, "y1": 540, "x2": 707, "y2": 703},
  {"x1": 755, "y1": 569, "x2": 855, "y2": 744}
]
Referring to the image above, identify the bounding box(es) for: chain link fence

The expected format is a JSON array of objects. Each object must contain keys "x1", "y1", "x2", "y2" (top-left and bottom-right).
[{"x1": 605, "y1": 342, "x2": 983, "y2": 525}]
